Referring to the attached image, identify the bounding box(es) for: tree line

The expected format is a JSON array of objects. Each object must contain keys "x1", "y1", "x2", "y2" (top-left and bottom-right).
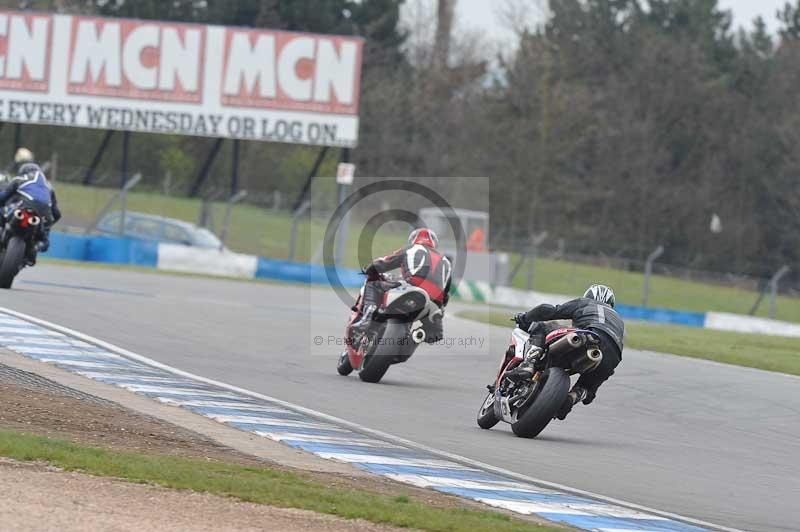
[{"x1": 3, "y1": 0, "x2": 800, "y2": 279}]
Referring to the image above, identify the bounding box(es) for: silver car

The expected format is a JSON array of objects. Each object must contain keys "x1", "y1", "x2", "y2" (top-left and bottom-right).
[{"x1": 95, "y1": 211, "x2": 224, "y2": 250}]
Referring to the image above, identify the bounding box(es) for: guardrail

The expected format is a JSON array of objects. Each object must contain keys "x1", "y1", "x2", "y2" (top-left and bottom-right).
[
  {"x1": 44, "y1": 231, "x2": 364, "y2": 287},
  {"x1": 44, "y1": 232, "x2": 799, "y2": 336},
  {"x1": 456, "y1": 280, "x2": 800, "y2": 338}
]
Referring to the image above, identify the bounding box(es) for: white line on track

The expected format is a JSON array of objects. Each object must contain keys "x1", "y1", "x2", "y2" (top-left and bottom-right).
[{"x1": 0, "y1": 305, "x2": 744, "y2": 532}]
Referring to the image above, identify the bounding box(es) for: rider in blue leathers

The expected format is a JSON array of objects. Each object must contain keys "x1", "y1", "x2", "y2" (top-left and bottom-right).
[{"x1": 0, "y1": 151, "x2": 61, "y2": 263}]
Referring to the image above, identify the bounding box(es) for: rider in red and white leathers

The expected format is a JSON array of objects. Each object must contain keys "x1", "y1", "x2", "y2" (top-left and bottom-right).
[{"x1": 352, "y1": 228, "x2": 452, "y2": 343}]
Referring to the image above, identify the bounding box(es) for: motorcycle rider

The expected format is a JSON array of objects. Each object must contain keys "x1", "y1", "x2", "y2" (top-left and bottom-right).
[
  {"x1": 352, "y1": 228, "x2": 452, "y2": 343},
  {"x1": 0, "y1": 149, "x2": 61, "y2": 264},
  {"x1": 511, "y1": 284, "x2": 624, "y2": 420}
]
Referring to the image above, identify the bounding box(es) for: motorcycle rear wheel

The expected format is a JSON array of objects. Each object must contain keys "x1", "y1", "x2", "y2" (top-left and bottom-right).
[
  {"x1": 476, "y1": 392, "x2": 500, "y2": 429},
  {"x1": 511, "y1": 368, "x2": 570, "y2": 438},
  {"x1": 0, "y1": 236, "x2": 26, "y2": 289},
  {"x1": 358, "y1": 321, "x2": 406, "y2": 383}
]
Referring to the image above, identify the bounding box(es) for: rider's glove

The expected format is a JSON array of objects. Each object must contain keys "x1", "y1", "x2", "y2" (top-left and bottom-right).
[
  {"x1": 364, "y1": 264, "x2": 380, "y2": 281},
  {"x1": 513, "y1": 312, "x2": 529, "y2": 328}
]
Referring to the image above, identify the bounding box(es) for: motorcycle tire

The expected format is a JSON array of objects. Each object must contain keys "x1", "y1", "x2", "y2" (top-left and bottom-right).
[
  {"x1": 358, "y1": 321, "x2": 406, "y2": 383},
  {"x1": 358, "y1": 353, "x2": 392, "y2": 383},
  {"x1": 0, "y1": 236, "x2": 26, "y2": 289},
  {"x1": 336, "y1": 350, "x2": 354, "y2": 376},
  {"x1": 476, "y1": 392, "x2": 500, "y2": 429},
  {"x1": 511, "y1": 367, "x2": 570, "y2": 438}
]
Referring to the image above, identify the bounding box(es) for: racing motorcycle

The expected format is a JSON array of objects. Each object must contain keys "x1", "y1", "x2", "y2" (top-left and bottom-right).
[
  {"x1": 0, "y1": 198, "x2": 48, "y2": 288},
  {"x1": 476, "y1": 323, "x2": 603, "y2": 438},
  {"x1": 336, "y1": 274, "x2": 441, "y2": 383}
]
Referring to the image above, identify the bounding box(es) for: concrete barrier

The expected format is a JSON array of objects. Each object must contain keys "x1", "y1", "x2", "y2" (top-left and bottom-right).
[
  {"x1": 158, "y1": 244, "x2": 257, "y2": 278},
  {"x1": 705, "y1": 312, "x2": 800, "y2": 338}
]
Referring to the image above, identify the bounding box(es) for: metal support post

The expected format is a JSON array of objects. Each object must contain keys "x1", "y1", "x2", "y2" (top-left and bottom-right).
[
  {"x1": 13, "y1": 123, "x2": 22, "y2": 152},
  {"x1": 289, "y1": 200, "x2": 311, "y2": 261},
  {"x1": 526, "y1": 231, "x2": 548, "y2": 290},
  {"x1": 642, "y1": 245, "x2": 665, "y2": 307},
  {"x1": 83, "y1": 130, "x2": 115, "y2": 185},
  {"x1": 219, "y1": 190, "x2": 248, "y2": 250},
  {"x1": 230, "y1": 139, "x2": 241, "y2": 194},
  {"x1": 292, "y1": 146, "x2": 329, "y2": 212},
  {"x1": 334, "y1": 148, "x2": 351, "y2": 267},
  {"x1": 769, "y1": 265, "x2": 790, "y2": 319},
  {"x1": 190, "y1": 138, "x2": 224, "y2": 197}
]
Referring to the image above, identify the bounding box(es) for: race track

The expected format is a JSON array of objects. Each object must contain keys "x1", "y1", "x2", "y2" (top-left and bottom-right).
[{"x1": 5, "y1": 264, "x2": 799, "y2": 532}]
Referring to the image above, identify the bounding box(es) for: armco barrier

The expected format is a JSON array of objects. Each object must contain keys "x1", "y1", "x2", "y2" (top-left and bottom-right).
[
  {"x1": 44, "y1": 232, "x2": 364, "y2": 287},
  {"x1": 487, "y1": 286, "x2": 706, "y2": 328},
  {"x1": 615, "y1": 303, "x2": 706, "y2": 328},
  {"x1": 43, "y1": 232, "x2": 800, "y2": 336},
  {"x1": 472, "y1": 284, "x2": 800, "y2": 337},
  {"x1": 255, "y1": 257, "x2": 363, "y2": 287}
]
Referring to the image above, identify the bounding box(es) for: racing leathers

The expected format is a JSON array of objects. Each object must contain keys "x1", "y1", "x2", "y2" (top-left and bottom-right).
[
  {"x1": 517, "y1": 297, "x2": 624, "y2": 408},
  {"x1": 355, "y1": 244, "x2": 453, "y2": 343},
  {"x1": 0, "y1": 168, "x2": 61, "y2": 260}
]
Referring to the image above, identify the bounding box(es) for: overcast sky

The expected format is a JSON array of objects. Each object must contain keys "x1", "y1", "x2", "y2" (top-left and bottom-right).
[{"x1": 454, "y1": 0, "x2": 789, "y2": 43}]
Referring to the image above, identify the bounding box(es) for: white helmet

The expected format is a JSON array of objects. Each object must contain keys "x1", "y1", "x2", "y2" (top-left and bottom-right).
[
  {"x1": 584, "y1": 284, "x2": 615, "y2": 307},
  {"x1": 14, "y1": 147, "x2": 34, "y2": 165}
]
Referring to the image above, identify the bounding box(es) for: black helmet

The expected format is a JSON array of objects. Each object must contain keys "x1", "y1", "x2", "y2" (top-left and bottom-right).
[{"x1": 584, "y1": 284, "x2": 615, "y2": 307}]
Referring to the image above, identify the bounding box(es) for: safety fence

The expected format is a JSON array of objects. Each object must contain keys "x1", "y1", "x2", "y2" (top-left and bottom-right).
[{"x1": 44, "y1": 232, "x2": 800, "y2": 338}]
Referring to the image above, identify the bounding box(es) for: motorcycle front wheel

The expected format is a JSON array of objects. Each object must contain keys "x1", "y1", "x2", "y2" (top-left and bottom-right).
[
  {"x1": 511, "y1": 368, "x2": 570, "y2": 438},
  {"x1": 476, "y1": 392, "x2": 500, "y2": 429}
]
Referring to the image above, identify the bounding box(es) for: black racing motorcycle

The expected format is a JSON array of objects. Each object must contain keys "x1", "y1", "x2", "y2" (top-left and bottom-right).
[
  {"x1": 476, "y1": 323, "x2": 604, "y2": 438},
  {"x1": 0, "y1": 198, "x2": 48, "y2": 288}
]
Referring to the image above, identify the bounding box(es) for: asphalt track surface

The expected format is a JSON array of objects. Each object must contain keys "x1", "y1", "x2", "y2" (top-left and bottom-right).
[{"x1": 5, "y1": 264, "x2": 799, "y2": 532}]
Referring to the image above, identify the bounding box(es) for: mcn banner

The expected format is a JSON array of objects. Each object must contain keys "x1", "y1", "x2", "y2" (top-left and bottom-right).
[{"x1": 0, "y1": 11, "x2": 363, "y2": 147}]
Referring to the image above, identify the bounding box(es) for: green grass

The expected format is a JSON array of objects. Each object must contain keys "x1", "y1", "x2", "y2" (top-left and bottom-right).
[
  {"x1": 510, "y1": 256, "x2": 800, "y2": 323},
  {"x1": 458, "y1": 310, "x2": 800, "y2": 376},
  {"x1": 56, "y1": 182, "x2": 407, "y2": 267},
  {"x1": 0, "y1": 431, "x2": 563, "y2": 532}
]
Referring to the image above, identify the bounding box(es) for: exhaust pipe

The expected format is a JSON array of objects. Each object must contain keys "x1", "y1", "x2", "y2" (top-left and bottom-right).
[
  {"x1": 571, "y1": 348, "x2": 603, "y2": 374},
  {"x1": 29, "y1": 216, "x2": 40, "y2": 226},
  {"x1": 548, "y1": 333, "x2": 585, "y2": 357},
  {"x1": 13, "y1": 209, "x2": 24, "y2": 220},
  {"x1": 411, "y1": 328, "x2": 426, "y2": 344},
  {"x1": 587, "y1": 348, "x2": 603, "y2": 362}
]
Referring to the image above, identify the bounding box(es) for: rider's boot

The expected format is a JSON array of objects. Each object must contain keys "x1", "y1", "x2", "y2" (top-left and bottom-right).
[
  {"x1": 36, "y1": 233, "x2": 50, "y2": 253},
  {"x1": 352, "y1": 281, "x2": 384, "y2": 335},
  {"x1": 556, "y1": 385, "x2": 588, "y2": 420},
  {"x1": 505, "y1": 365, "x2": 534, "y2": 382},
  {"x1": 352, "y1": 304, "x2": 377, "y2": 334}
]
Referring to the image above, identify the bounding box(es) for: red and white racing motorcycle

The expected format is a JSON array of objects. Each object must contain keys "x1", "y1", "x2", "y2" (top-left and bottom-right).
[
  {"x1": 477, "y1": 324, "x2": 604, "y2": 438},
  {"x1": 336, "y1": 274, "x2": 441, "y2": 383}
]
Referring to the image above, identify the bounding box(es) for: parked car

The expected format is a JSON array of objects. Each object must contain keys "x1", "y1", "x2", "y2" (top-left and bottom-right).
[{"x1": 94, "y1": 211, "x2": 225, "y2": 250}]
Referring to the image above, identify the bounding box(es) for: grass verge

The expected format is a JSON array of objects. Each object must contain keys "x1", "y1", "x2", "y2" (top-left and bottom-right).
[
  {"x1": 509, "y1": 256, "x2": 800, "y2": 323},
  {"x1": 0, "y1": 430, "x2": 563, "y2": 532},
  {"x1": 458, "y1": 310, "x2": 800, "y2": 377}
]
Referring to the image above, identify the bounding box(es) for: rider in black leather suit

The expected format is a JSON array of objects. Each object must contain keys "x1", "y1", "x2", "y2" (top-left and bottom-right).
[{"x1": 514, "y1": 284, "x2": 624, "y2": 420}]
